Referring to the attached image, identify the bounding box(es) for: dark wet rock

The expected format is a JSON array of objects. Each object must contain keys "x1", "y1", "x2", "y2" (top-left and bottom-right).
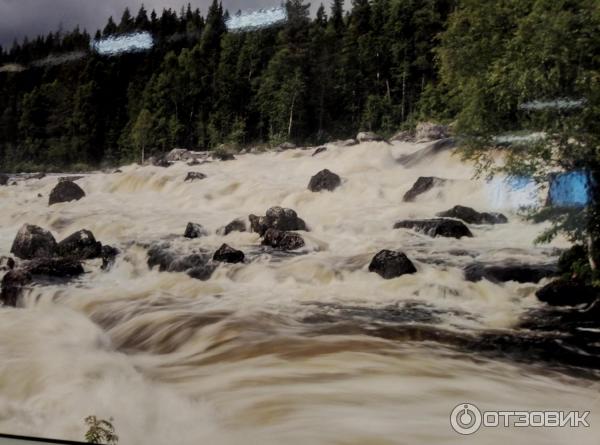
[
  {"x1": 37, "y1": 194, "x2": 43, "y2": 198},
  {"x1": 147, "y1": 244, "x2": 214, "y2": 279},
  {"x1": 402, "y1": 176, "x2": 447, "y2": 202},
  {"x1": 188, "y1": 159, "x2": 201, "y2": 166},
  {"x1": 369, "y1": 250, "x2": 417, "y2": 279},
  {"x1": 312, "y1": 146, "x2": 327, "y2": 156},
  {"x1": 187, "y1": 264, "x2": 217, "y2": 281},
  {"x1": 536, "y1": 278, "x2": 599, "y2": 306},
  {"x1": 357, "y1": 131, "x2": 383, "y2": 142},
  {"x1": 308, "y1": 169, "x2": 341, "y2": 192},
  {"x1": 184, "y1": 222, "x2": 208, "y2": 239},
  {"x1": 101, "y1": 245, "x2": 119, "y2": 270},
  {"x1": 1, "y1": 269, "x2": 32, "y2": 307},
  {"x1": 58, "y1": 175, "x2": 84, "y2": 183},
  {"x1": 28, "y1": 172, "x2": 46, "y2": 180},
  {"x1": 250, "y1": 206, "x2": 307, "y2": 236},
  {"x1": 464, "y1": 261, "x2": 558, "y2": 283},
  {"x1": 415, "y1": 122, "x2": 449, "y2": 141},
  {"x1": 25, "y1": 257, "x2": 85, "y2": 278},
  {"x1": 48, "y1": 180, "x2": 85, "y2": 205},
  {"x1": 114, "y1": 169, "x2": 123, "y2": 173},
  {"x1": 217, "y1": 218, "x2": 247, "y2": 236},
  {"x1": 262, "y1": 229, "x2": 305, "y2": 251},
  {"x1": 394, "y1": 218, "x2": 473, "y2": 239},
  {"x1": 0, "y1": 256, "x2": 15, "y2": 271},
  {"x1": 333, "y1": 139, "x2": 357, "y2": 147},
  {"x1": 56, "y1": 229, "x2": 102, "y2": 260},
  {"x1": 184, "y1": 172, "x2": 206, "y2": 182},
  {"x1": 213, "y1": 244, "x2": 245, "y2": 264},
  {"x1": 436, "y1": 205, "x2": 508, "y2": 225},
  {"x1": 0, "y1": 174, "x2": 8, "y2": 185},
  {"x1": 10, "y1": 224, "x2": 57, "y2": 259}
]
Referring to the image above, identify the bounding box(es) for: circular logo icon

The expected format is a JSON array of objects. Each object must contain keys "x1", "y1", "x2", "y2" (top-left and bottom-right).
[{"x1": 450, "y1": 403, "x2": 482, "y2": 435}]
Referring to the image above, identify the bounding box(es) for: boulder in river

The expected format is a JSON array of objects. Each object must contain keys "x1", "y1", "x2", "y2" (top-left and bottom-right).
[
  {"x1": 213, "y1": 244, "x2": 245, "y2": 264},
  {"x1": 1, "y1": 269, "x2": 32, "y2": 307},
  {"x1": 0, "y1": 174, "x2": 9, "y2": 185},
  {"x1": 56, "y1": 229, "x2": 102, "y2": 260},
  {"x1": 184, "y1": 222, "x2": 208, "y2": 239},
  {"x1": 217, "y1": 218, "x2": 247, "y2": 236},
  {"x1": 249, "y1": 206, "x2": 307, "y2": 236},
  {"x1": 394, "y1": 218, "x2": 473, "y2": 239},
  {"x1": 101, "y1": 245, "x2": 120, "y2": 270},
  {"x1": 403, "y1": 176, "x2": 447, "y2": 202},
  {"x1": 357, "y1": 131, "x2": 383, "y2": 142},
  {"x1": 390, "y1": 130, "x2": 414, "y2": 142},
  {"x1": 147, "y1": 244, "x2": 216, "y2": 280},
  {"x1": 262, "y1": 229, "x2": 305, "y2": 251},
  {"x1": 184, "y1": 172, "x2": 206, "y2": 182},
  {"x1": 150, "y1": 156, "x2": 172, "y2": 167},
  {"x1": 166, "y1": 148, "x2": 192, "y2": 162},
  {"x1": 10, "y1": 224, "x2": 57, "y2": 259},
  {"x1": 436, "y1": 205, "x2": 508, "y2": 225},
  {"x1": 48, "y1": 180, "x2": 85, "y2": 205},
  {"x1": 415, "y1": 122, "x2": 449, "y2": 141},
  {"x1": 308, "y1": 169, "x2": 341, "y2": 192},
  {"x1": 464, "y1": 261, "x2": 558, "y2": 283},
  {"x1": 212, "y1": 151, "x2": 235, "y2": 161},
  {"x1": 26, "y1": 257, "x2": 85, "y2": 278},
  {"x1": 536, "y1": 278, "x2": 599, "y2": 306},
  {"x1": 0, "y1": 256, "x2": 15, "y2": 271},
  {"x1": 368, "y1": 250, "x2": 417, "y2": 279}
]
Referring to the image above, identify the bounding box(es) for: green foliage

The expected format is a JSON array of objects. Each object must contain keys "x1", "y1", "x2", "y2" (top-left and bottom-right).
[
  {"x1": 84, "y1": 416, "x2": 118, "y2": 445},
  {"x1": 0, "y1": 0, "x2": 455, "y2": 171},
  {"x1": 436, "y1": 0, "x2": 600, "y2": 275}
]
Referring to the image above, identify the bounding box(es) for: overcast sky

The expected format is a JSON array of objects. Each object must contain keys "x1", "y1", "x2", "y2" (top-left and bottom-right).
[{"x1": 0, "y1": 0, "x2": 338, "y2": 48}]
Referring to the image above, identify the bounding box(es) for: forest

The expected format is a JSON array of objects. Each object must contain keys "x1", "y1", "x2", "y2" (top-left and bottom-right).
[{"x1": 0, "y1": 0, "x2": 597, "y2": 176}]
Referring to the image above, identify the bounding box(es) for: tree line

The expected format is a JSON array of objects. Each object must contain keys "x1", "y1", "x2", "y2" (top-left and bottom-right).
[{"x1": 0, "y1": 0, "x2": 455, "y2": 170}]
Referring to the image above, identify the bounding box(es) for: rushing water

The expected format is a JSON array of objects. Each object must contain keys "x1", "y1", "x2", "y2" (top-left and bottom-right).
[{"x1": 0, "y1": 141, "x2": 598, "y2": 444}]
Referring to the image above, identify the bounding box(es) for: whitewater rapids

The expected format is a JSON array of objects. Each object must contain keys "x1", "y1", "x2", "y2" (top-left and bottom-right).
[{"x1": 0, "y1": 140, "x2": 598, "y2": 444}]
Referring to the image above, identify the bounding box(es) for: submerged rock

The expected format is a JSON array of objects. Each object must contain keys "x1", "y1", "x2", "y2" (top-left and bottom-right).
[
  {"x1": 249, "y1": 206, "x2": 307, "y2": 236},
  {"x1": 212, "y1": 151, "x2": 235, "y2": 161},
  {"x1": 147, "y1": 244, "x2": 216, "y2": 280},
  {"x1": 464, "y1": 262, "x2": 558, "y2": 283},
  {"x1": 0, "y1": 256, "x2": 15, "y2": 271},
  {"x1": 101, "y1": 245, "x2": 120, "y2": 270},
  {"x1": 56, "y1": 229, "x2": 102, "y2": 260},
  {"x1": 369, "y1": 250, "x2": 417, "y2": 279},
  {"x1": 436, "y1": 205, "x2": 508, "y2": 225},
  {"x1": 217, "y1": 218, "x2": 247, "y2": 236},
  {"x1": 26, "y1": 257, "x2": 85, "y2": 278},
  {"x1": 184, "y1": 172, "x2": 206, "y2": 182},
  {"x1": 262, "y1": 229, "x2": 305, "y2": 251},
  {"x1": 415, "y1": 122, "x2": 449, "y2": 141},
  {"x1": 536, "y1": 278, "x2": 599, "y2": 306},
  {"x1": 308, "y1": 169, "x2": 341, "y2": 192},
  {"x1": 58, "y1": 175, "x2": 84, "y2": 183},
  {"x1": 48, "y1": 180, "x2": 85, "y2": 205},
  {"x1": 184, "y1": 222, "x2": 208, "y2": 239},
  {"x1": 213, "y1": 244, "x2": 245, "y2": 263},
  {"x1": 357, "y1": 131, "x2": 383, "y2": 142},
  {"x1": 402, "y1": 176, "x2": 447, "y2": 202},
  {"x1": 0, "y1": 174, "x2": 9, "y2": 185},
  {"x1": 10, "y1": 224, "x2": 57, "y2": 259},
  {"x1": 312, "y1": 146, "x2": 327, "y2": 156},
  {"x1": 1, "y1": 269, "x2": 32, "y2": 307},
  {"x1": 394, "y1": 218, "x2": 473, "y2": 239}
]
